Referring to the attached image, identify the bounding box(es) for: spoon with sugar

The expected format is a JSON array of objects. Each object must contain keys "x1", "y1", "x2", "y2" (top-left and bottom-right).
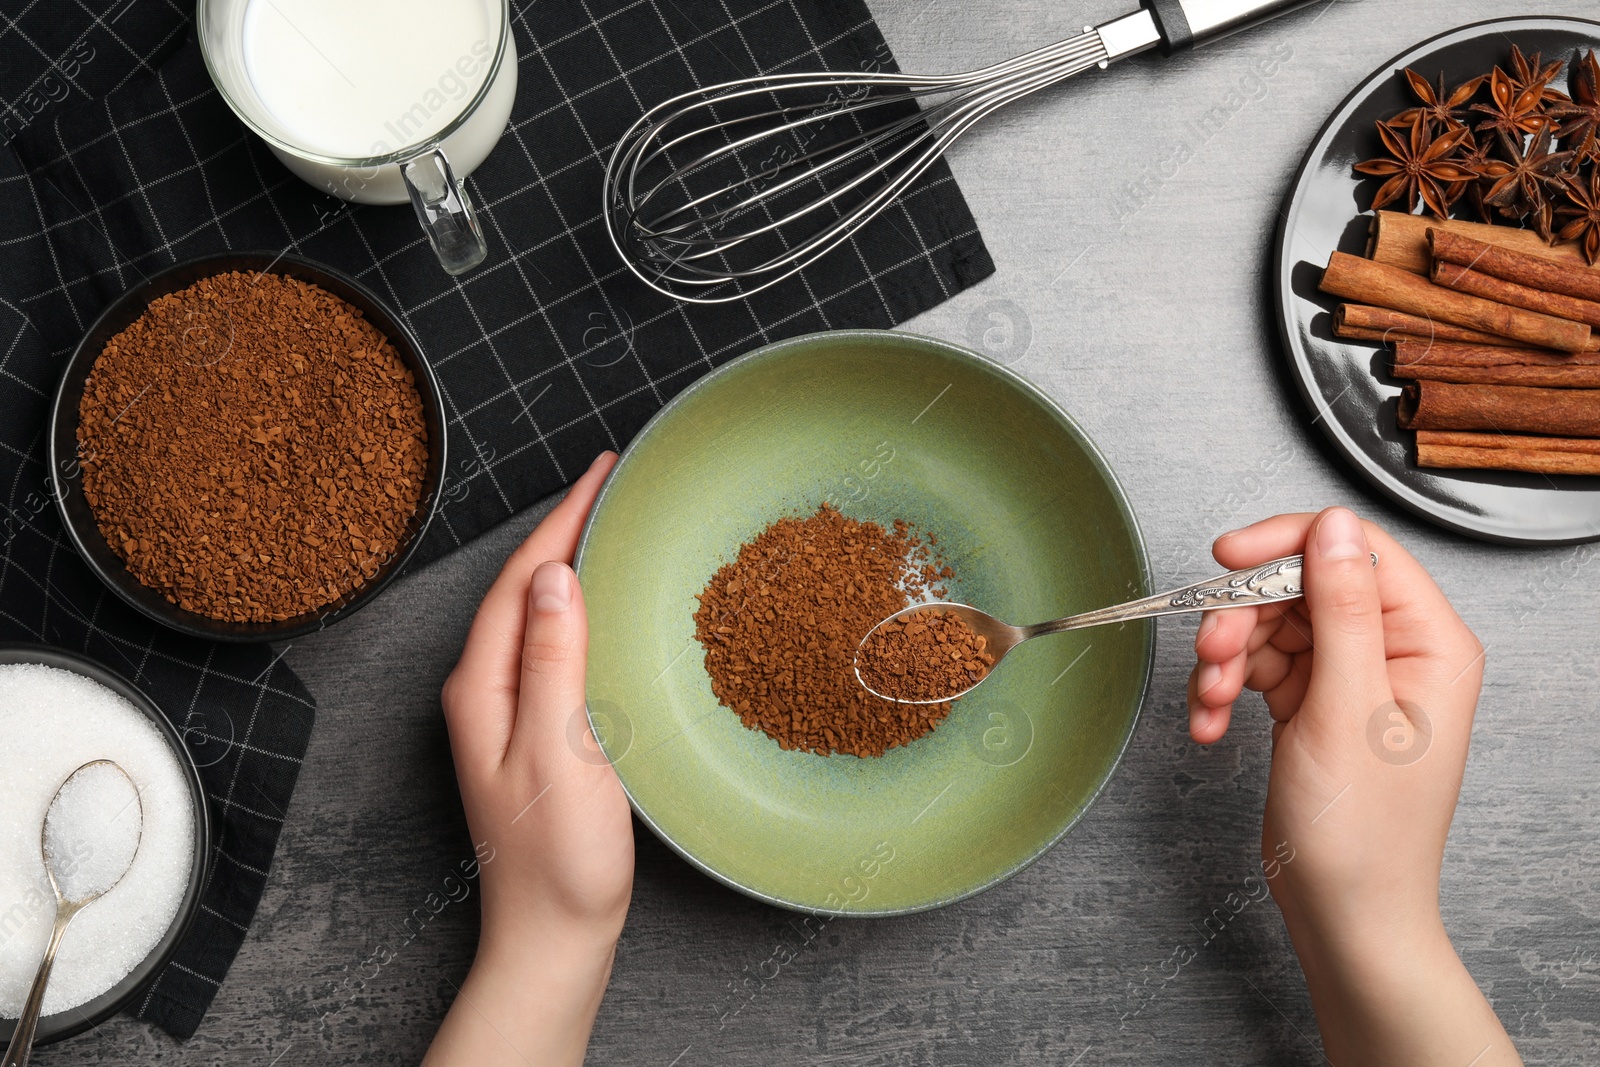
[
  {"x1": 2, "y1": 761, "x2": 142, "y2": 1067},
  {"x1": 854, "y1": 553, "x2": 1377, "y2": 704}
]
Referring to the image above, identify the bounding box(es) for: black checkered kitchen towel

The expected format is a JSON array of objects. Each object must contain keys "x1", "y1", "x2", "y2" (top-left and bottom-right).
[{"x1": 0, "y1": 0, "x2": 992, "y2": 1040}]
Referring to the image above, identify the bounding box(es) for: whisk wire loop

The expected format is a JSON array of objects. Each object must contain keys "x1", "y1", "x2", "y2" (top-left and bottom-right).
[{"x1": 603, "y1": 29, "x2": 1111, "y2": 302}]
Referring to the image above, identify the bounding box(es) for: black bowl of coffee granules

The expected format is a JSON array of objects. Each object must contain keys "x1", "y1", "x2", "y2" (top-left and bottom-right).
[{"x1": 49, "y1": 252, "x2": 446, "y2": 642}]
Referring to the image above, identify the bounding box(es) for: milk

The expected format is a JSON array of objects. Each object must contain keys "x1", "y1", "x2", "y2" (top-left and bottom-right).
[{"x1": 239, "y1": 0, "x2": 516, "y2": 204}]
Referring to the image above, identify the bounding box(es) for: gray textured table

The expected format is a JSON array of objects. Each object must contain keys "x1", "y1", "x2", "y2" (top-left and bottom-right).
[{"x1": 45, "y1": 0, "x2": 1600, "y2": 1062}]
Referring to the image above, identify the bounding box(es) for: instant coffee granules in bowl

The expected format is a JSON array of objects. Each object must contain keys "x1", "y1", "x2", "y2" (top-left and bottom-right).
[
  {"x1": 692, "y1": 504, "x2": 962, "y2": 758},
  {"x1": 52, "y1": 253, "x2": 445, "y2": 641}
]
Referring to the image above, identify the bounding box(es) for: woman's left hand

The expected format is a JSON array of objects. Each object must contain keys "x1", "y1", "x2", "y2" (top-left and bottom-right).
[{"x1": 425, "y1": 451, "x2": 632, "y2": 1067}]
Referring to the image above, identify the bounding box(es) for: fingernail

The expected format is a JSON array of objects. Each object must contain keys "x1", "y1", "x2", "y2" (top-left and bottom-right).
[
  {"x1": 590, "y1": 451, "x2": 615, "y2": 470},
  {"x1": 1197, "y1": 612, "x2": 1219, "y2": 643},
  {"x1": 532, "y1": 561, "x2": 573, "y2": 613},
  {"x1": 1192, "y1": 705, "x2": 1214, "y2": 737},
  {"x1": 1197, "y1": 661, "x2": 1222, "y2": 697},
  {"x1": 1316, "y1": 507, "x2": 1365, "y2": 560}
]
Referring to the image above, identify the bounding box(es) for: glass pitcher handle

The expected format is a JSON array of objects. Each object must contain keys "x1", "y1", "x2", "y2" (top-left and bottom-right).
[{"x1": 402, "y1": 149, "x2": 488, "y2": 275}]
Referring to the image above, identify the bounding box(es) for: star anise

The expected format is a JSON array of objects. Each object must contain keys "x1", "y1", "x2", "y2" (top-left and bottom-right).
[
  {"x1": 1556, "y1": 168, "x2": 1600, "y2": 264},
  {"x1": 1354, "y1": 120, "x2": 1474, "y2": 217},
  {"x1": 1472, "y1": 67, "x2": 1553, "y2": 152},
  {"x1": 1393, "y1": 68, "x2": 1485, "y2": 131},
  {"x1": 1451, "y1": 130, "x2": 1500, "y2": 223},
  {"x1": 1548, "y1": 49, "x2": 1600, "y2": 165},
  {"x1": 1507, "y1": 44, "x2": 1570, "y2": 105},
  {"x1": 1475, "y1": 124, "x2": 1575, "y2": 240}
]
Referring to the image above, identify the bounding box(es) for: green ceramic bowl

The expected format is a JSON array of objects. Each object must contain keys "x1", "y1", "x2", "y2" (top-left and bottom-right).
[{"x1": 575, "y1": 330, "x2": 1152, "y2": 915}]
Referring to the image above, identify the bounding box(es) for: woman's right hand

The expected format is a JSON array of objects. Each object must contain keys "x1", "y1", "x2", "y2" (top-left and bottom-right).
[{"x1": 1187, "y1": 507, "x2": 1519, "y2": 1066}]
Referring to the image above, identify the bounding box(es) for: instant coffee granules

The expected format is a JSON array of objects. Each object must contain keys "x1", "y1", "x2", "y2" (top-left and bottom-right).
[
  {"x1": 692, "y1": 504, "x2": 958, "y2": 758},
  {"x1": 856, "y1": 609, "x2": 994, "y2": 703},
  {"x1": 77, "y1": 271, "x2": 429, "y2": 623}
]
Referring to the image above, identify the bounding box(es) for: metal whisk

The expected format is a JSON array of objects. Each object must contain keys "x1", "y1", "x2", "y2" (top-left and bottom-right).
[{"x1": 604, "y1": 0, "x2": 1318, "y2": 304}]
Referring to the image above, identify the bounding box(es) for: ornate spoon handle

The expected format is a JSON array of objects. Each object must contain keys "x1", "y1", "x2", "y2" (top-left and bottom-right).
[{"x1": 1025, "y1": 552, "x2": 1377, "y2": 638}]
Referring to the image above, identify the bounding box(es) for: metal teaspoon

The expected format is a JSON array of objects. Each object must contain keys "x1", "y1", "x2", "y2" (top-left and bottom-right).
[
  {"x1": 854, "y1": 552, "x2": 1377, "y2": 704},
  {"x1": 2, "y1": 760, "x2": 143, "y2": 1067}
]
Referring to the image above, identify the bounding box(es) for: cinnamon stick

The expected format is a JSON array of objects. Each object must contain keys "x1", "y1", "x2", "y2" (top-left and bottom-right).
[
  {"x1": 1368, "y1": 210, "x2": 1600, "y2": 275},
  {"x1": 1336, "y1": 304, "x2": 1532, "y2": 347},
  {"x1": 1335, "y1": 324, "x2": 1402, "y2": 343},
  {"x1": 1430, "y1": 228, "x2": 1600, "y2": 304},
  {"x1": 1431, "y1": 259, "x2": 1600, "y2": 329},
  {"x1": 1320, "y1": 252, "x2": 1592, "y2": 352},
  {"x1": 1392, "y1": 339, "x2": 1600, "y2": 368},
  {"x1": 1418, "y1": 430, "x2": 1600, "y2": 453},
  {"x1": 1335, "y1": 304, "x2": 1600, "y2": 351},
  {"x1": 1416, "y1": 431, "x2": 1600, "y2": 476},
  {"x1": 1391, "y1": 363, "x2": 1600, "y2": 388},
  {"x1": 1397, "y1": 379, "x2": 1600, "y2": 436}
]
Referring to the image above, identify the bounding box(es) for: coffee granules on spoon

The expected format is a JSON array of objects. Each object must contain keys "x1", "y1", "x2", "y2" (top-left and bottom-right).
[
  {"x1": 856, "y1": 609, "x2": 994, "y2": 703},
  {"x1": 692, "y1": 504, "x2": 957, "y2": 758},
  {"x1": 77, "y1": 271, "x2": 429, "y2": 623}
]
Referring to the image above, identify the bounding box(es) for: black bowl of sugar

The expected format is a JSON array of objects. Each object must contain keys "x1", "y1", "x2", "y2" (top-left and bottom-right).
[{"x1": 0, "y1": 645, "x2": 211, "y2": 1047}]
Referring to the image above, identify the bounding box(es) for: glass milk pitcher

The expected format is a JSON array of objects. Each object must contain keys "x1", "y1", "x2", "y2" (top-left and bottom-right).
[{"x1": 197, "y1": 0, "x2": 517, "y2": 274}]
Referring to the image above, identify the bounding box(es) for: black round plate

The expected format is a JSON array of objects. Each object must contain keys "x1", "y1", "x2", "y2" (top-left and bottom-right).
[
  {"x1": 1273, "y1": 17, "x2": 1600, "y2": 545},
  {"x1": 0, "y1": 644, "x2": 212, "y2": 1047},
  {"x1": 50, "y1": 251, "x2": 448, "y2": 641}
]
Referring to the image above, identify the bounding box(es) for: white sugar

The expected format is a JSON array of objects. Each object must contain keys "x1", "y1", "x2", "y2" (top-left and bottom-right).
[
  {"x1": 0, "y1": 663, "x2": 195, "y2": 1018},
  {"x1": 44, "y1": 763, "x2": 143, "y2": 903}
]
